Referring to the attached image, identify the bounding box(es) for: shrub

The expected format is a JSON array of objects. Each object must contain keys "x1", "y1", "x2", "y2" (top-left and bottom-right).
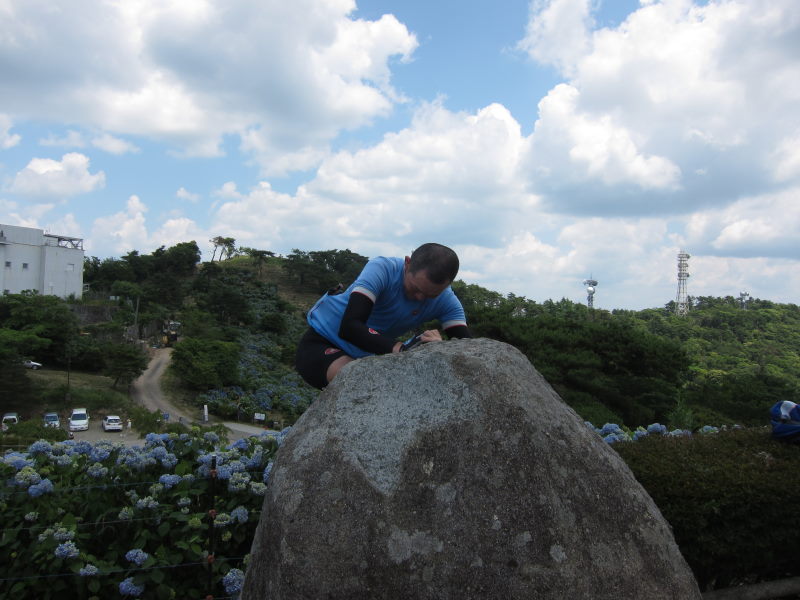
[
  {"x1": 0, "y1": 427, "x2": 285, "y2": 598},
  {"x1": 614, "y1": 428, "x2": 800, "y2": 590}
]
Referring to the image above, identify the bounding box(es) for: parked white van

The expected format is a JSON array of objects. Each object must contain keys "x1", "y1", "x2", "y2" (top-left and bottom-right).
[{"x1": 69, "y1": 408, "x2": 90, "y2": 432}]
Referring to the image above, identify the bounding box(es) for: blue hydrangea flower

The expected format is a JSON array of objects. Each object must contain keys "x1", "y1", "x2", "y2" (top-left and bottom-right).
[
  {"x1": 28, "y1": 478, "x2": 54, "y2": 497},
  {"x1": 53, "y1": 454, "x2": 73, "y2": 467},
  {"x1": 213, "y1": 512, "x2": 232, "y2": 527},
  {"x1": 159, "y1": 474, "x2": 182, "y2": 489},
  {"x1": 177, "y1": 496, "x2": 191, "y2": 508},
  {"x1": 55, "y1": 541, "x2": 80, "y2": 559},
  {"x1": 603, "y1": 433, "x2": 630, "y2": 444},
  {"x1": 223, "y1": 568, "x2": 245, "y2": 595},
  {"x1": 646, "y1": 423, "x2": 668, "y2": 435},
  {"x1": 119, "y1": 577, "x2": 145, "y2": 597},
  {"x1": 160, "y1": 453, "x2": 178, "y2": 469},
  {"x1": 230, "y1": 438, "x2": 249, "y2": 451},
  {"x1": 125, "y1": 548, "x2": 149, "y2": 566},
  {"x1": 203, "y1": 432, "x2": 220, "y2": 444},
  {"x1": 245, "y1": 446, "x2": 264, "y2": 469},
  {"x1": 15, "y1": 466, "x2": 42, "y2": 487},
  {"x1": 230, "y1": 506, "x2": 248, "y2": 524},
  {"x1": 118, "y1": 507, "x2": 134, "y2": 520},
  {"x1": 599, "y1": 423, "x2": 623, "y2": 436},
  {"x1": 227, "y1": 471, "x2": 251, "y2": 492},
  {"x1": 263, "y1": 461, "x2": 273, "y2": 484},
  {"x1": 28, "y1": 440, "x2": 53, "y2": 455},
  {"x1": 89, "y1": 446, "x2": 111, "y2": 462},
  {"x1": 4, "y1": 452, "x2": 34, "y2": 470},
  {"x1": 667, "y1": 429, "x2": 692, "y2": 437},
  {"x1": 79, "y1": 564, "x2": 99, "y2": 576},
  {"x1": 250, "y1": 482, "x2": 267, "y2": 496},
  {"x1": 24, "y1": 511, "x2": 39, "y2": 522},
  {"x1": 699, "y1": 425, "x2": 719, "y2": 434},
  {"x1": 135, "y1": 496, "x2": 159, "y2": 510},
  {"x1": 145, "y1": 432, "x2": 171, "y2": 445},
  {"x1": 87, "y1": 463, "x2": 108, "y2": 478},
  {"x1": 149, "y1": 446, "x2": 168, "y2": 460},
  {"x1": 53, "y1": 527, "x2": 75, "y2": 541},
  {"x1": 73, "y1": 441, "x2": 93, "y2": 455}
]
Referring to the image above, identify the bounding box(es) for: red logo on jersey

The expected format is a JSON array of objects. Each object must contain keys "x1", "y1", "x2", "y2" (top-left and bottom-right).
[
  {"x1": 368, "y1": 328, "x2": 379, "y2": 335},
  {"x1": 324, "y1": 347, "x2": 341, "y2": 355}
]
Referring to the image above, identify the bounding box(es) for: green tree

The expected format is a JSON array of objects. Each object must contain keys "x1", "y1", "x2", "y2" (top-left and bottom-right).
[
  {"x1": 170, "y1": 337, "x2": 241, "y2": 389},
  {"x1": 102, "y1": 343, "x2": 149, "y2": 389}
]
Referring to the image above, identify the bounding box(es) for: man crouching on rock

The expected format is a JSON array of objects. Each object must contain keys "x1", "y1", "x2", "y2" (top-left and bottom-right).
[{"x1": 295, "y1": 242, "x2": 471, "y2": 389}]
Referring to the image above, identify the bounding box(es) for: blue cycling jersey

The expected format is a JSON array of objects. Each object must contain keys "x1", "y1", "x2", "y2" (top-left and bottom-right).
[{"x1": 306, "y1": 256, "x2": 467, "y2": 359}]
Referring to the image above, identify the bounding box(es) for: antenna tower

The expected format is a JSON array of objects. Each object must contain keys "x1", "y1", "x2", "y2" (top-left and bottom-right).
[
  {"x1": 583, "y1": 277, "x2": 598, "y2": 308},
  {"x1": 675, "y1": 250, "x2": 690, "y2": 316},
  {"x1": 739, "y1": 291, "x2": 750, "y2": 309}
]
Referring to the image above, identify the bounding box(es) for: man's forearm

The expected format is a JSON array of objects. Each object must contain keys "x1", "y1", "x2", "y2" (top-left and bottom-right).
[{"x1": 338, "y1": 292, "x2": 398, "y2": 354}]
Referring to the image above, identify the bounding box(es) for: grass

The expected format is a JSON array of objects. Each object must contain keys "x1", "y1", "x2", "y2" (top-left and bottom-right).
[{"x1": 22, "y1": 368, "x2": 133, "y2": 418}]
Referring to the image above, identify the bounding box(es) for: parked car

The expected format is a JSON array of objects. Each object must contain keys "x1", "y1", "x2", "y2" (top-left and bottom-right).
[
  {"x1": 2, "y1": 412, "x2": 20, "y2": 432},
  {"x1": 23, "y1": 359, "x2": 42, "y2": 369},
  {"x1": 43, "y1": 412, "x2": 61, "y2": 428},
  {"x1": 102, "y1": 415, "x2": 123, "y2": 432},
  {"x1": 68, "y1": 408, "x2": 90, "y2": 432}
]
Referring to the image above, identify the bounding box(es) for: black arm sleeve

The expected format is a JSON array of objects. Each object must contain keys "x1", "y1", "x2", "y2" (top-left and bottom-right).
[
  {"x1": 444, "y1": 324, "x2": 471, "y2": 339},
  {"x1": 338, "y1": 292, "x2": 398, "y2": 355}
]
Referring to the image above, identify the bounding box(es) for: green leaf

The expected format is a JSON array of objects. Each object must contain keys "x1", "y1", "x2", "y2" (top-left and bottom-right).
[
  {"x1": 150, "y1": 568, "x2": 165, "y2": 584},
  {"x1": 158, "y1": 521, "x2": 170, "y2": 537}
]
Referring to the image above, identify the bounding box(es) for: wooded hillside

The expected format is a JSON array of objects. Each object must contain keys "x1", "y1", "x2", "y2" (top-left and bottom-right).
[{"x1": 3, "y1": 240, "x2": 796, "y2": 430}]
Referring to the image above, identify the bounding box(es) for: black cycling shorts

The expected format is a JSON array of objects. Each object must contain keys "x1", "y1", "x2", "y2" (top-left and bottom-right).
[{"x1": 295, "y1": 328, "x2": 349, "y2": 390}]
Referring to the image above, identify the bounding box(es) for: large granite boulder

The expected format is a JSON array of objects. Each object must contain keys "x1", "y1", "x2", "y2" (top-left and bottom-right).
[{"x1": 242, "y1": 338, "x2": 700, "y2": 599}]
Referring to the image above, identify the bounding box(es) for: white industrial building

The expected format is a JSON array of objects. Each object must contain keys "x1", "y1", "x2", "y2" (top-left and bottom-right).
[{"x1": 0, "y1": 224, "x2": 84, "y2": 299}]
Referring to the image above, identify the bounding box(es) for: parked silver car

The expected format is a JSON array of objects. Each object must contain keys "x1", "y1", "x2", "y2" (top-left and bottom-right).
[{"x1": 43, "y1": 412, "x2": 61, "y2": 428}]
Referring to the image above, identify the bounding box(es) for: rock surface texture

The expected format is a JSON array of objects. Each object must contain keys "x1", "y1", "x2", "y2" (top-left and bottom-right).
[{"x1": 241, "y1": 338, "x2": 700, "y2": 599}]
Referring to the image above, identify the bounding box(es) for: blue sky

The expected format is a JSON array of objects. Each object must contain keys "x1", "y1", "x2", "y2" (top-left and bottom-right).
[{"x1": 1, "y1": 0, "x2": 798, "y2": 310}]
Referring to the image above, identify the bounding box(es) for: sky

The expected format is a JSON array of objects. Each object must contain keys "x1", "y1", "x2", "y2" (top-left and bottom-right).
[{"x1": 1, "y1": 0, "x2": 799, "y2": 310}]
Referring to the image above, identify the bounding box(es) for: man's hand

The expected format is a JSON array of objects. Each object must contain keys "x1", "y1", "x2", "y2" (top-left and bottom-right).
[
  {"x1": 393, "y1": 329, "x2": 443, "y2": 353},
  {"x1": 419, "y1": 329, "x2": 442, "y2": 342}
]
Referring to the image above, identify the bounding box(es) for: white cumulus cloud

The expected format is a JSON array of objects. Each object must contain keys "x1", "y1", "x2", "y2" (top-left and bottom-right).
[
  {"x1": 8, "y1": 153, "x2": 105, "y2": 200},
  {"x1": 0, "y1": 114, "x2": 21, "y2": 149}
]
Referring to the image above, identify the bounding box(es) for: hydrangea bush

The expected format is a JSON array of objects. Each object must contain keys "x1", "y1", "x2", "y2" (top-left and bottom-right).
[
  {"x1": 196, "y1": 334, "x2": 315, "y2": 423},
  {"x1": 585, "y1": 421, "x2": 732, "y2": 444},
  {"x1": 0, "y1": 427, "x2": 290, "y2": 599}
]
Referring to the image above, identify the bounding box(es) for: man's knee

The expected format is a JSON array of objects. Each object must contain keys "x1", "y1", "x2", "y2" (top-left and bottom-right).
[{"x1": 326, "y1": 355, "x2": 355, "y2": 384}]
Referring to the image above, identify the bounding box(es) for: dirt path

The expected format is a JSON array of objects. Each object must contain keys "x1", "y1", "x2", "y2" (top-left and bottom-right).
[{"x1": 130, "y1": 348, "x2": 194, "y2": 423}]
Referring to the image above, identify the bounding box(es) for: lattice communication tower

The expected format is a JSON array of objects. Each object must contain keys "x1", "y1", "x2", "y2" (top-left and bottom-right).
[
  {"x1": 583, "y1": 278, "x2": 598, "y2": 308},
  {"x1": 675, "y1": 250, "x2": 690, "y2": 316}
]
